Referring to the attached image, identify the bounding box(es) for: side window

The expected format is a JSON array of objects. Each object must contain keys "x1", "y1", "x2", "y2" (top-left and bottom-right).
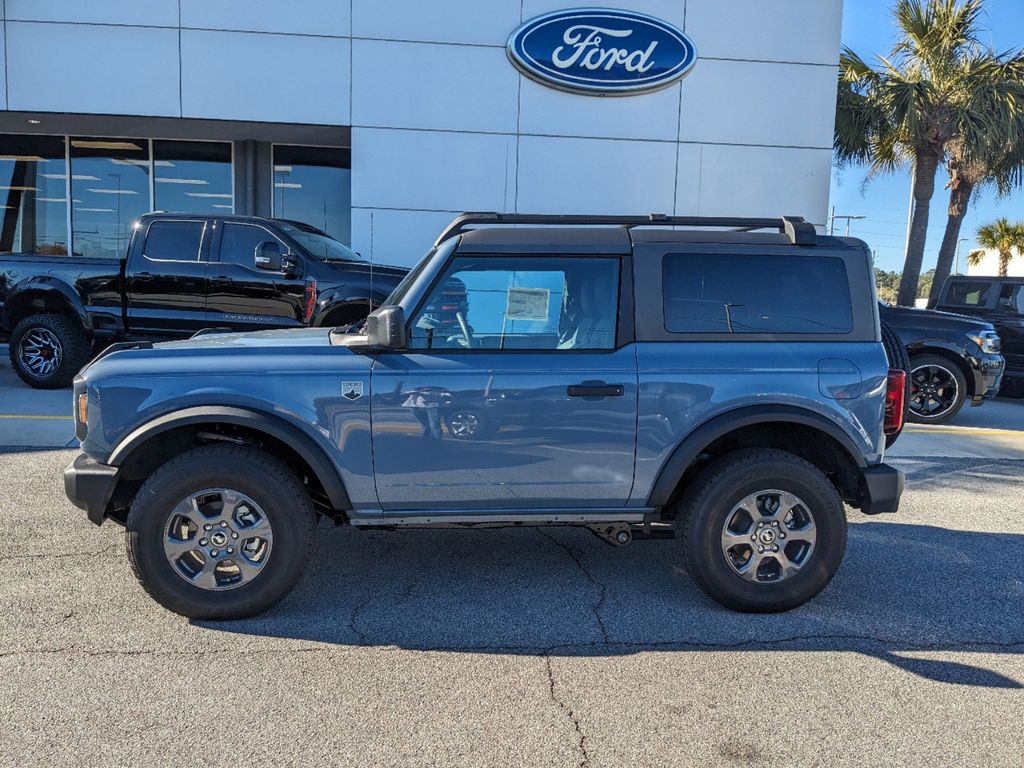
[
  {"x1": 409, "y1": 256, "x2": 619, "y2": 351},
  {"x1": 219, "y1": 223, "x2": 281, "y2": 269},
  {"x1": 945, "y1": 281, "x2": 993, "y2": 307},
  {"x1": 662, "y1": 253, "x2": 852, "y2": 334},
  {"x1": 997, "y1": 283, "x2": 1024, "y2": 315},
  {"x1": 143, "y1": 220, "x2": 205, "y2": 262}
]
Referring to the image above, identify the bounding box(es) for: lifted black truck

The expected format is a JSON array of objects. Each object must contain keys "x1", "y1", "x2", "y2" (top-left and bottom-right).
[
  {"x1": 0, "y1": 213, "x2": 405, "y2": 388},
  {"x1": 934, "y1": 276, "x2": 1024, "y2": 398}
]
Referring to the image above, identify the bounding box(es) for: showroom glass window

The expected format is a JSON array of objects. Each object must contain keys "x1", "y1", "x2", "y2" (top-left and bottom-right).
[
  {"x1": 70, "y1": 137, "x2": 150, "y2": 259},
  {"x1": 272, "y1": 145, "x2": 351, "y2": 245},
  {"x1": 0, "y1": 134, "x2": 69, "y2": 255},
  {"x1": 154, "y1": 140, "x2": 232, "y2": 214},
  {"x1": 662, "y1": 253, "x2": 852, "y2": 333}
]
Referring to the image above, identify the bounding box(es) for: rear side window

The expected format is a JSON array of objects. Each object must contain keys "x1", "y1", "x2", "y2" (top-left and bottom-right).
[
  {"x1": 662, "y1": 253, "x2": 852, "y2": 334},
  {"x1": 143, "y1": 220, "x2": 205, "y2": 262},
  {"x1": 945, "y1": 281, "x2": 993, "y2": 307},
  {"x1": 997, "y1": 283, "x2": 1024, "y2": 315}
]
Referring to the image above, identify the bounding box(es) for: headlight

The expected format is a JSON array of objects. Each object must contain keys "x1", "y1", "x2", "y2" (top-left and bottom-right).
[{"x1": 966, "y1": 332, "x2": 1001, "y2": 355}]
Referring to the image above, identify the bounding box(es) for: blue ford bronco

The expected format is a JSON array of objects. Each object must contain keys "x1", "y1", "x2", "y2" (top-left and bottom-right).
[{"x1": 64, "y1": 213, "x2": 906, "y2": 618}]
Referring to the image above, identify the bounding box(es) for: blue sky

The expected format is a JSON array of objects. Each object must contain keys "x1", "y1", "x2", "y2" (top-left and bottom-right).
[{"x1": 830, "y1": 0, "x2": 1024, "y2": 271}]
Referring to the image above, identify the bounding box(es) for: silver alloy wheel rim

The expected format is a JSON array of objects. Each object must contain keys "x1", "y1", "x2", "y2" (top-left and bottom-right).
[
  {"x1": 909, "y1": 363, "x2": 959, "y2": 419},
  {"x1": 448, "y1": 412, "x2": 480, "y2": 436},
  {"x1": 721, "y1": 489, "x2": 817, "y2": 584},
  {"x1": 18, "y1": 327, "x2": 63, "y2": 377},
  {"x1": 163, "y1": 488, "x2": 273, "y2": 591}
]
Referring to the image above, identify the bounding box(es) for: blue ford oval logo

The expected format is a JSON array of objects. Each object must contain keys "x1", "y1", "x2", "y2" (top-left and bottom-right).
[{"x1": 507, "y1": 8, "x2": 697, "y2": 96}]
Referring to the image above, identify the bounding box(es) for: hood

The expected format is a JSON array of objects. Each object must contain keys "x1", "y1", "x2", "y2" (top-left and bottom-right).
[
  {"x1": 81, "y1": 327, "x2": 372, "y2": 383},
  {"x1": 319, "y1": 260, "x2": 408, "y2": 281},
  {"x1": 154, "y1": 327, "x2": 334, "y2": 351},
  {"x1": 879, "y1": 303, "x2": 995, "y2": 333}
]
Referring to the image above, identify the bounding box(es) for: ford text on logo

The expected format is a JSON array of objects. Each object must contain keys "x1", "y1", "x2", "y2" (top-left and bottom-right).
[{"x1": 507, "y1": 8, "x2": 697, "y2": 96}]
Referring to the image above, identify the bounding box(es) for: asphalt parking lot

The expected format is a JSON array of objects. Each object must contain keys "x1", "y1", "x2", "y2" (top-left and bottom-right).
[{"x1": 2, "y1": 344, "x2": 1023, "y2": 767}]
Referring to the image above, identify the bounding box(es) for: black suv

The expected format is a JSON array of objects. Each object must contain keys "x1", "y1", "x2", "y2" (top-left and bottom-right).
[
  {"x1": 879, "y1": 303, "x2": 1004, "y2": 423},
  {"x1": 935, "y1": 276, "x2": 1024, "y2": 397}
]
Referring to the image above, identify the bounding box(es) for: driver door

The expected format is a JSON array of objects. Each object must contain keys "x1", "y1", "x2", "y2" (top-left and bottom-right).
[
  {"x1": 369, "y1": 253, "x2": 638, "y2": 517},
  {"x1": 206, "y1": 220, "x2": 308, "y2": 331}
]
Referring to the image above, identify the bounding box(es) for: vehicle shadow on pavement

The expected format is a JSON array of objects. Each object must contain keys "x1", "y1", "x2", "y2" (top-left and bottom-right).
[{"x1": 199, "y1": 519, "x2": 1024, "y2": 689}]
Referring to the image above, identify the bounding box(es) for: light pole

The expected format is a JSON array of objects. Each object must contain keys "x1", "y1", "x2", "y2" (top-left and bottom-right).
[
  {"x1": 830, "y1": 214, "x2": 866, "y2": 237},
  {"x1": 955, "y1": 238, "x2": 970, "y2": 275}
]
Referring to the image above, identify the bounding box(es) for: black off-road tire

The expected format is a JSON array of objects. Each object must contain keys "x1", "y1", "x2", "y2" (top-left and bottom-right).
[
  {"x1": 677, "y1": 449, "x2": 847, "y2": 613},
  {"x1": 126, "y1": 445, "x2": 317, "y2": 620},
  {"x1": 880, "y1": 320, "x2": 911, "y2": 447},
  {"x1": 906, "y1": 353, "x2": 968, "y2": 425},
  {"x1": 9, "y1": 313, "x2": 92, "y2": 389}
]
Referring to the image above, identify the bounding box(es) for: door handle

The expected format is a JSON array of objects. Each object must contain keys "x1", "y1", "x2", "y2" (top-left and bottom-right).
[
  {"x1": 567, "y1": 381, "x2": 624, "y2": 398},
  {"x1": 212, "y1": 275, "x2": 234, "y2": 283},
  {"x1": 134, "y1": 272, "x2": 154, "y2": 282}
]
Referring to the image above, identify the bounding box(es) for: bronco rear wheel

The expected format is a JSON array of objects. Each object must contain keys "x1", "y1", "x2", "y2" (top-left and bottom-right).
[
  {"x1": 126, "y1": 445, "x2": 316, "y2": 619},
  {"x1": 678, "y1": 449, "x2": 847, "y2": 612}
]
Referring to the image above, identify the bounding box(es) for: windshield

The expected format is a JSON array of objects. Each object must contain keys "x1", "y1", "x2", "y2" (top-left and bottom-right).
[
  {"x1": 383, "y1": 250, "x2": 434, "y2": 306},
  {"x1": 382, "y1": 241, "x2": 458, "y2": 311},
  {"x1": 277, "y1": 222, "x2": 364, "y2": 262}
]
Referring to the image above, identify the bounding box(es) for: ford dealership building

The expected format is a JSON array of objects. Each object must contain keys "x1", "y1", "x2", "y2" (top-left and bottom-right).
[{"x1": 0, "y1": 1, "x2": 842, "y2": 266}]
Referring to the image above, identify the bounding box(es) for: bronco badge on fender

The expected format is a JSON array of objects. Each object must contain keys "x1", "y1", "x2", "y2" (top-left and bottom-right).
[{"x1": 507, "y1": 8, "x2": 697, "y2": 96}]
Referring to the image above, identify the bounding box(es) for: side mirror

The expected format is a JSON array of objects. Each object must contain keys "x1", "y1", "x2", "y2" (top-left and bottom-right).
[
  {"x1": 364, "y1": 306, "x2": 407, "y2": 349},
  {"x1": 255, "y1": 241, "x2": 283, "y2": 271}
]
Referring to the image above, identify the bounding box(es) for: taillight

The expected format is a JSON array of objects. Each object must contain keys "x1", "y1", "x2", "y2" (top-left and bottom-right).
[
  {"x1": 884, "y1": 369, "x2": 906, "y2": 436},
  {"x1": 304, "y1": 279, "x2": 317, "y2": 323}
]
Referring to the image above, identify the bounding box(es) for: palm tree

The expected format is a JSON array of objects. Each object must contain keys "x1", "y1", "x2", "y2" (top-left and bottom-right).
[
  {"x1": 926, "y1": 78, "x2": 1024, "y2": 306},
  {"x1": 836, "y1": 0, "x2": 1024, "y2": 306},
  {"x1": 968, "y1": 218, "x2": 1024, "y2": 276}
]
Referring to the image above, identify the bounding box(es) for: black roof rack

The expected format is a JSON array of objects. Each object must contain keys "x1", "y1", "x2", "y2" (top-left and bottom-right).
[{"x1": 434, "y1": 213, "x2": 818, "y2": 247}]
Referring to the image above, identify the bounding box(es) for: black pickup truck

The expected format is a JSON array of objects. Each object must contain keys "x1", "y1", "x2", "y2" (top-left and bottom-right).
[
  {"x1": 934, "y1": 276, "x2": 1024, "y2": 397},
  {"x1": 0, "y1": 213, "x2": 405, "y2": 388},
  {"x1": 880, "y1": 303, "x2": 1004, "y2": 424}
]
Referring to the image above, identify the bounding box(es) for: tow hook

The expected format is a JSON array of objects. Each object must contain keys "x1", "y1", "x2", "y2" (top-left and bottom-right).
[{"x1": 586, "y1": 523, "x2": 632, "y2": 547}]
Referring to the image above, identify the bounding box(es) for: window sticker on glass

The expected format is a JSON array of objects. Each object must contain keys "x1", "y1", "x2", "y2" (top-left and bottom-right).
[{"x1": 505, "y1": 287, "x2": 550, "y2": 321}]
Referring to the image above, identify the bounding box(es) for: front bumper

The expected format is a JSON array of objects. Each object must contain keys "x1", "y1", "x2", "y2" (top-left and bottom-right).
[
  {"x1": 64, "y1": 453, "x2": 119, "y2": 526},
  {"x1": 970, "y1": 353, "x2": 1005, "y2": 405},
  {"x1": 859, "y1": 463, "x2": 904, "y2": 515}
]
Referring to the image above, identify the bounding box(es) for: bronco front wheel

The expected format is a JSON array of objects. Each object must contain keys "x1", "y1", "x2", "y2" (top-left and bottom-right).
[
  {"x1": 678, "y1": 449, "x2": 847, "y2": 612},
  {"x1": 126, "y1": 445, "x2": 316, "y2": 619}
]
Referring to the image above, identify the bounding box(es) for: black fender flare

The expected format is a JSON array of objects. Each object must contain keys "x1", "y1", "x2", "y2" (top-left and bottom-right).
[
  {"x1": 646, "y1": 405, "x2": 868, "y2": 508},
  {"x1": 107, "y1": 406, "x2": 352, "y2": 511},
  {"x1": 312, "y1": 291, "x2": 389, "y2": 326},
  {"x1": 4, "y1": 278, "x2": 89, "y2": 331}
]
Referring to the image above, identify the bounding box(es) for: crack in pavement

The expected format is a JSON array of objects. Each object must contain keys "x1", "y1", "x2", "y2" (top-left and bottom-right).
[
  {"x1": 347, "y1": 594, "x2": 372, "y2": 644},
  {"x1": 0, "y1": 542, "x2": 120, "y2": 562},
  {"x1": 544, "y1": 655, "x2": 590, "y2": 768},
  {"x1": 536, "y1": 530, "x2": 609, "y2": 644},
  {"x1": 3, "y1": 633, "x2": 1022, "y2": 660}
]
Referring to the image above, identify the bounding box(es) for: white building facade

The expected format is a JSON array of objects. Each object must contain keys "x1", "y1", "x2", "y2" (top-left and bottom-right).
[
  {"x1": 967, "y1": 249, "x2": 1024, "y2": 277},
  {"x1": 0, "y1": 0, "x2": 843, "y2": 267}
]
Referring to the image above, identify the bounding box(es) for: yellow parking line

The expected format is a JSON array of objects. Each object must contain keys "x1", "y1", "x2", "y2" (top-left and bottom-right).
[
  {"x1": 904, "y1": 426, "x2": 1024, "y2": 436},
  {"x1": 0, "y1": 414, "x2": 73, "y2": 421}
]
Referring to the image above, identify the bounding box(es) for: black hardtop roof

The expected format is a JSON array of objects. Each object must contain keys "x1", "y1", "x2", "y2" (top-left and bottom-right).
[
  {"x1": 451, "y1": 214, "x2": 865, "y2": 255},
  {"x1": 456, "y1": 227, "x2": 864, "y2": 255},
  {"x1": 457, "y1": 226, "x2": 631, "y2": 254},
  {"x1": 440, "y1": 213, "x2": 823, "y2": 249}
]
